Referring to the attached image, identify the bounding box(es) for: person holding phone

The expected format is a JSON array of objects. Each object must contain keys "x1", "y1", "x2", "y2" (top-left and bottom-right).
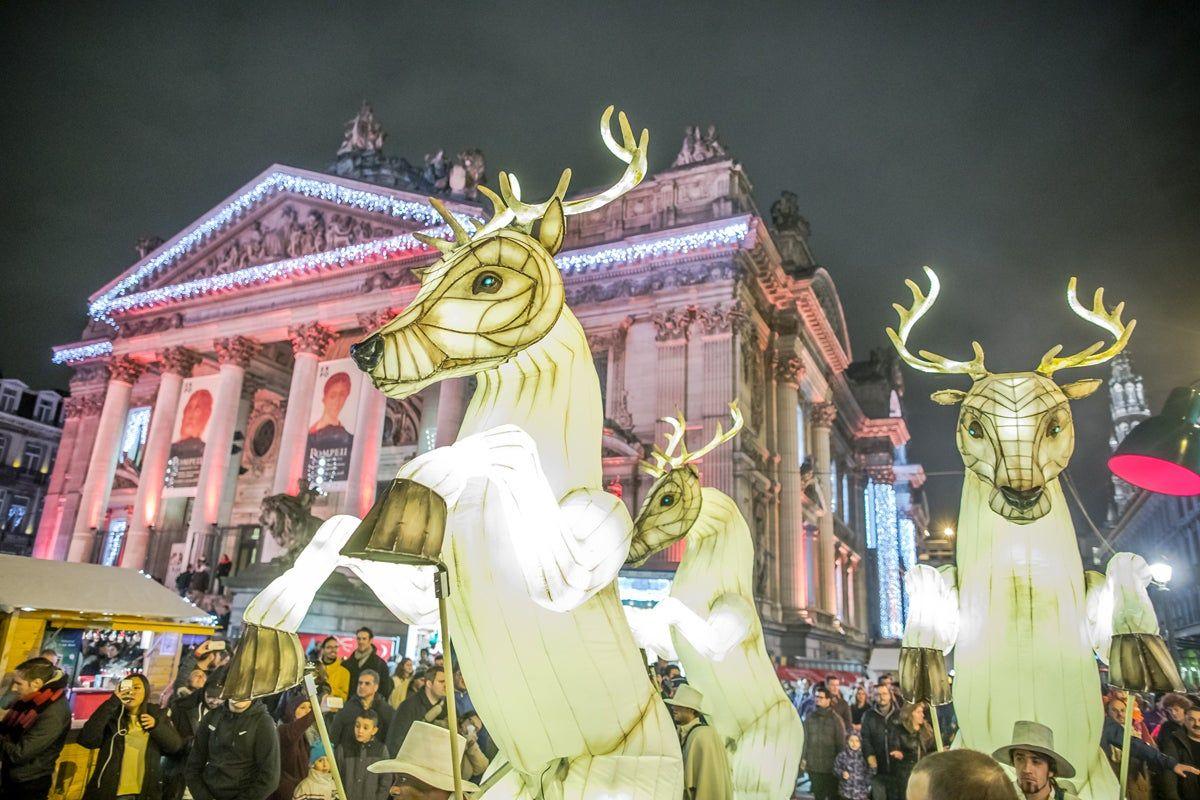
[{"x1": 78, "y1": 673, "x2": 182, "y2": 799}]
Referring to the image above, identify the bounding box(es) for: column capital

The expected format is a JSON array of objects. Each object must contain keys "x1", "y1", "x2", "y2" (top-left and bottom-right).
[
  {"x1": 773, "y1": 354, "x2": 804, "y2": 386},
  {"x1": 158, "y1": 346, "x2": 201, "y2": 377},
  {"x1": 357, "y1": 308, "x2": 400, "y2": 332},
  {"x1": 652, "y1": 306, "x2": 696, "y2": 342},
  {"x1": 812, "y1": 401, "x2": 838, "y2": 428},
  {"x1": 288, "y1": 322, "x2": 337, "y2": 357},
  {"x1": 108, "y1": 356, "x2": 146, "y2": 385},
  {"x1": 865, "y1": 464, "x2": 896, "y2": 484},
  {"x1": 214, "y1": 336, "x2": 261, "y2": 368},
  {"x1": 64, "y1": 394, "x2": 105, "y2": 419}
]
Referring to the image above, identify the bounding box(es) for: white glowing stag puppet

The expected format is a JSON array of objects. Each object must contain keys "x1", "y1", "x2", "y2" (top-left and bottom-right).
[
  {"x1": 890, "y1": 267, "x2": 1180, "y2": 800},
  {"x1": 228, "y1": 108, "x2": 685, "y2": 800},
  {"x1": 624, "y1": 403, "x2": 804, "y2": 800}
]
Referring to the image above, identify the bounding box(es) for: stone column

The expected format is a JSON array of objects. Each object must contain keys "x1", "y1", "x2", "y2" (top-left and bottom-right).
[
  {"x1": 434, "y1": 379, "x2": 470, "y2": 448},
  {"x1": 34, "y1": 392, "x2": 104, "y2": 559},
  {"x1": 344, "y1": 310, "x2": 393, "y2": 517},
  {"x1": 696, "y1": 304, "x2": 739, "y2": 494},
  {"x1": 272, "y1": 323, "x2": 336, "y2": 496},
  {"x1": 847, "y1": 553, "x2": 861, "y2": 630},
  {"x1": 774, "y1": 354, "x2": 806, "y2": 613},
  {"x1": 653, "y1": 306, "x2": 694, "y2": 563},
  {"x1": 812, "y1": 401, "x2": 838, "y2": 614},
  {"x1": 67, "y1": 357, "x2": 145, "y2": 562},
  {"x1": 186, "y1": 336, "x2": 259, "y2": 564},
  {"x1": 121, "y1": 347, "x2": 200, "y2": 570}
]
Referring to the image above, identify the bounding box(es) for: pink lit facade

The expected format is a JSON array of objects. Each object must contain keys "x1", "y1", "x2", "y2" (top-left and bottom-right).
[{"x1": 38, "y1": 135, "x2": 922, "y2": 661}]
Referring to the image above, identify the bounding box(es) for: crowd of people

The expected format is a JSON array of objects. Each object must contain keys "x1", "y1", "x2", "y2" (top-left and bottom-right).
[{"x1": 3, "y1": 631, "x2": 1200, "y2": 800}]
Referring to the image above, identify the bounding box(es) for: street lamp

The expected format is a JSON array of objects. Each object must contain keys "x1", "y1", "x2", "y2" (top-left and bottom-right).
[
  {"x1": 1149, "y1": 560, "x2": 1173, "y2": 587},
  {"x1": 943, "y1": 526, "x2": 955, "y2": 538},
  {"x1": 1109, "y1": 386, "x2": 1200, "y2": 495}
]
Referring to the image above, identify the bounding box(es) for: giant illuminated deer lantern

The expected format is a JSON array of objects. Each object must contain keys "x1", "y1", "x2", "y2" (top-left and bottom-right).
[
  {"x1": 890, "y1": 267, "x2": 1179, "y2": 799},
  {"x1": 623, "y1": 403, "x2": 804, "y2": 800},
  {"x1": 228, "y1": 108, "x2": 686, "y2": 800}
]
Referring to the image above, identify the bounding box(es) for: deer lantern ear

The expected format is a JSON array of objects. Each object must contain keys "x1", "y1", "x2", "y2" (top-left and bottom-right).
[
  {"x1": 537, "y1": 198, "x2": 565, "y2": 255},
  {"x1": 931, "y1": 389, "x2": 967, "y2": 406},
  {"x1": 1060, "y1": 378, "x2": 1102, "y2": 400}
]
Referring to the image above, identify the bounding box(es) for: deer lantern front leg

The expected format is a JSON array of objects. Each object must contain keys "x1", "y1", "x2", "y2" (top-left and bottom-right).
[
  {"x1": 900, "y1": 564, "x2": 959, "y2": 706},
  {"x1": 1087, "y1": 553, "x2": 1184, "y2": 692}
]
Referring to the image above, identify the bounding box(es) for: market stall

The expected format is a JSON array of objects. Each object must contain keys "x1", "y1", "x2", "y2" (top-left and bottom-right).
[{"x1": 0, "y1": 555, "x2": 216, "y2": 799}]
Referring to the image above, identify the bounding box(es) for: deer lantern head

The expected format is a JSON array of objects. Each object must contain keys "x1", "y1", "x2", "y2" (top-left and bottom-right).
[
  {"x1": 351, "y1": 107, "x2": 649, "y2": 399},
  {"x1": 887, "y1": 267, "x2": 1135, "y2": 524},
  {"x1": 626, "y1": 403, "x2": 743, "y2": 565}
]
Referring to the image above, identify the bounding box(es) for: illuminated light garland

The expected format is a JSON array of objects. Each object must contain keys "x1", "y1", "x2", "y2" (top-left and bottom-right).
[
  {"x1": 867, "y1": 480, "x2": 903, "y2": 639},
  {"x1": 556, "y1": 221, "x2": 750, "y2": 274},
  {"x1": 93, "y1": 172, "x2": 450, "y2": 311},
  {"x1": 53, "y1": 340, "x2": 114, "y2": 365},
  {"x1": 898, "y1": 517, "x2": 917, "y2": 620}
]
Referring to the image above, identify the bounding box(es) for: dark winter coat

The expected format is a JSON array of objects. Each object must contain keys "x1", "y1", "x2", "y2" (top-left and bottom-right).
[
  {"x1": 828, "y1": 692, "x2": 853, "y2": 729},
  {"x1": 342, "y1": 647, "x2": 393, "y2": 698},
  {"x1": 860, "y1": 703, "x2": 897, "y2": 775},
  {"x1": 328, "y1": 694, "x2": 392, "y2": 750},
  {"x1": 78, "y1": 694, "x2": 182, "y2": 800},
  {"x1": 387, "y1": 688, "x2": 445, "y2": 755},
  {"x1": 270, "y1": 702, "x2": 316, "y2": 800},
  {"x1": 336, "y1": 739, "x2": 391, "y2": 800},
  {"x1": 834, "y1": 747, "x2": 872, "y2": 800},
  {"x1": 801, "y1": 706, "x2": 846, "y2": 774},
  {"x1": 185, "y1": 700, "x2": 280, "y2": 800},
  {"x1": 0, "y1": 671, "x2": 71, "y2": 784},
  {"x1": 1158, "y1": 726, "x2": 1200, "y2": 800},
  {"x1": 886, "y1": 718, "x2": 932, "y2": 787}
]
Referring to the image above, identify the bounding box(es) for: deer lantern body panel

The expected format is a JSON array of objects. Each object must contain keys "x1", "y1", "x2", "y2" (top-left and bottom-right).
[
  {"x1": 888, "y1": 268, "x2": 1148, "y2": 800},
  {"x1": 231, "y1": 109, "x2": 685, "y2": 800}
]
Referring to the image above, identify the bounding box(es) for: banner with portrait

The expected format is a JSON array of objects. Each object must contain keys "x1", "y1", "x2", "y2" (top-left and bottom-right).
[
  {"x1": 164, "y1": 374, "x2": 221, "y2": 496},
  {"x1": 305, "y1": 359, "x2": 362, "y2": 491}
]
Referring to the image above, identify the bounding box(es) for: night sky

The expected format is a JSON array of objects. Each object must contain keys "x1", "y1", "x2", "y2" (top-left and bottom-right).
[{"x1": 1, "y1": 3, "x2": 1197, "y2": 529}]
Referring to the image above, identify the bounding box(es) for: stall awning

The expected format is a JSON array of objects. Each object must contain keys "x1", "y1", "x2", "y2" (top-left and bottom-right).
[{"x1": 0, "y1": 555, "x2": 215, "y2": 626}]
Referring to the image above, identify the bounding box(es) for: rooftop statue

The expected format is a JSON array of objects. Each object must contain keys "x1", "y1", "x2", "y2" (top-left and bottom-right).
[{"x1": 337, "y1": 101, "x2": 387, "y2": 155}]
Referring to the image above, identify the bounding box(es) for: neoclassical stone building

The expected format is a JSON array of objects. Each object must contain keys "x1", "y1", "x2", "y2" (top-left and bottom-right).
[{"x1": 37, "y1": 107, "x2": 923, "y2": 664}]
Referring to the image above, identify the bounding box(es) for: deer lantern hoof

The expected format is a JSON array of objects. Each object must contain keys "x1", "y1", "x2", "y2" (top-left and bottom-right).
[
  {"x1": 222, "y1": 622, "x2": 307, "y2": 701},
  {"x1": 1109, "y1": 633, "x2": 1185, "y2": 692},
  {"x1": 900, "y1": 646, "x2": 952, "y2": 706},
  {"x1": 340, "y1": 478, "x2": 448, "y2": 565}
]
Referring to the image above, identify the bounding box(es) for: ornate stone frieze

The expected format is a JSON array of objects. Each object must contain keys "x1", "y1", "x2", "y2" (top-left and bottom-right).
[
  {"x1": 811, "y1": 402, "x2": 838, "y2": 429},
  {"x1": 652, "y1": 306, "x2": 697, "y2": 342},
  {"x1": 214, "y1": 336, "x2": 261, "y2": 369},
  {"x1": 287, "y1": 322, "x2": 336, "y2": 357},
  {"x1": 158, "y1": 346, "x2": 201, "y2": 377},
  {"x1": 70, "y1": 362, "x2": 112, "y2": 386},
  {"x1": 361, "y1": 268, "x2": 420, "y2": 293},
  {"x1": 564, "y1": 261, "x2": 742, "y2": 307},
  {"x1": 108, "y1": 356, "x2": 146, "y2": 385},
  {"x1": 864, "y1": 464, "x2": 896, "y2": 485},
  {"x1": 119, "y1": 313, "x2": 185, "y2": 338},
  {"x1": 63, "y1": 394, "x2": 105, "y2": 419}
]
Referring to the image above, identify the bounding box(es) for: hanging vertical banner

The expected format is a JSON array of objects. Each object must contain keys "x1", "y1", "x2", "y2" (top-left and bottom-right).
[
  {"x1": 164, "y1": 374, "x2": 221, "y2": 496},
  {"x1": 305, "y1": 359, "x2": 362, "y2": 491}
]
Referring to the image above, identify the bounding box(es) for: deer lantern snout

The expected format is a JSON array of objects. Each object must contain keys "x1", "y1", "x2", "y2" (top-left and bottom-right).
[{"x1": 887, "y1": 267, "x2": 1132, "y2": 524}]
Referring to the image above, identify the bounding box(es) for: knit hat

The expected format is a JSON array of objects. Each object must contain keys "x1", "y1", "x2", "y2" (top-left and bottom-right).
[{"x1": 310, "y1": 739, "x2": 328, "y2": 765}]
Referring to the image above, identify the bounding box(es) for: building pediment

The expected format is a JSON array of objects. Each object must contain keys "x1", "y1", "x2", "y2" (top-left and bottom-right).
[{"x1": 88, "y1": 165, "x2": 481, "y2": 323}]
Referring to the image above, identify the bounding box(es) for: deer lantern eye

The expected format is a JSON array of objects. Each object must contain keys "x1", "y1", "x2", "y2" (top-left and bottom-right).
[
  {"x1": 966, "y1": 419, "x2": 984, "y2": 440},
  {"x1": 659, "y1": 493, "x2": 676, "y2": 507},
  {"x1": 1047, "y1": 419, "x2": 1063, "y2": 438},
  {"x1": 472, "y1": 272, "x2": 502, "y2": 295}
]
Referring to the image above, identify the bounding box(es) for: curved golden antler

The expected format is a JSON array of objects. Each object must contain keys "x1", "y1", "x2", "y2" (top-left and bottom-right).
[
  {"x1": 642, "y1": 402, "x2": 744, "y2": 477},
  {"x1": 885, "y1": 266, "x2": 988, "y2": 379},
  {"x1": 471, "y1": 105, "x2": 650, "y2": 239},
  {"x1": 412, "y1": 197, "x2": 473, "y2": 254},
  {"x1": 1036, "y1": 278, "x2": 1136, "y2": 376}
]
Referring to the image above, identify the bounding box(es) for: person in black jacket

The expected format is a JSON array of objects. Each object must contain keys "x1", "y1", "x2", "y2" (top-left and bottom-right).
[
  {"x1": 335, "y1": 709, "x2": 390, "y2": 800},
  {"x1": 885, "y1": 702, "x2": 934, "y2": 800},
  {"x1": 328, "y1": 669, "x2": 392, "y2": 750},
  {"x1": 860, "y1": 684, "x2": 898, "y2": 800},
  {"x1": 0, "y1": 658, "x2": 71, "y2": 799},
  {"x1": 185, "y1": 697, "x2": 280, "y2": 800},
  {"x1": 1159, "y1": 706, "x2": 1200, "y2": 800},
  {"x1": 342, "y1": 628, "x2": 392, "y2": 699},
  {"x1": 78, "y1": 673, "x2": 183, "y2": 799},
  {"x1": 387, "y1": 665, "x2": 446, "y2": 756},
  {"x1": 162, "y1": 668, "x2": 212, "y2": 800}
]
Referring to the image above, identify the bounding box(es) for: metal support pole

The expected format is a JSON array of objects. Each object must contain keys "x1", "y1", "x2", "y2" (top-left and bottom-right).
[
  {"x1": 1118, "y1": 694, "x2": 1135, "y2": 798},
  {"x1": 304, "y1": 670, "x2": 348, "y2": 800},
  {"x1": 436, "y1": 565, "x2": 465, "y2": 800}
]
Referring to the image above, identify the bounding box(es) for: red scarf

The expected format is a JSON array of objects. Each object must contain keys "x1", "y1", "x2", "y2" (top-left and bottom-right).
[{"x1": 0, "y1": 671, "x2": 68, "y2": 737}]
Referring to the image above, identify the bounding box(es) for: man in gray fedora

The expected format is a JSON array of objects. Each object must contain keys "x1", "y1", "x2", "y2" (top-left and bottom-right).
[{"x1": 991, "y1": 720, "x2": 1079, "y2": 800}]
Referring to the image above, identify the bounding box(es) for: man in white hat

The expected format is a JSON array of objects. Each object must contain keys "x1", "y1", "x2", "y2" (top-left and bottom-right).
[
  {"x1": 369, "y1": 721, "x2": 480, "y2": 799},
  {"x1": 665, "y1": 684, "x2": 733, "y2": 800},
  {"x1": 991, "y1": 720, "x2": 1078, "y2": 800}
]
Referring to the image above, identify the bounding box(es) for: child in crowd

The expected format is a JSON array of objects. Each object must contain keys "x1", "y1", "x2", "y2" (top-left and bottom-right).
[
  {"x1": 336, "y1": 710, "x2": 391, "y2": 800},
  {"x1": 834, "y1": 732, "x2": 872, "y2": 800},
  {"x1": 293, "y1": 740, "x2": 336, "y2": 800}
]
